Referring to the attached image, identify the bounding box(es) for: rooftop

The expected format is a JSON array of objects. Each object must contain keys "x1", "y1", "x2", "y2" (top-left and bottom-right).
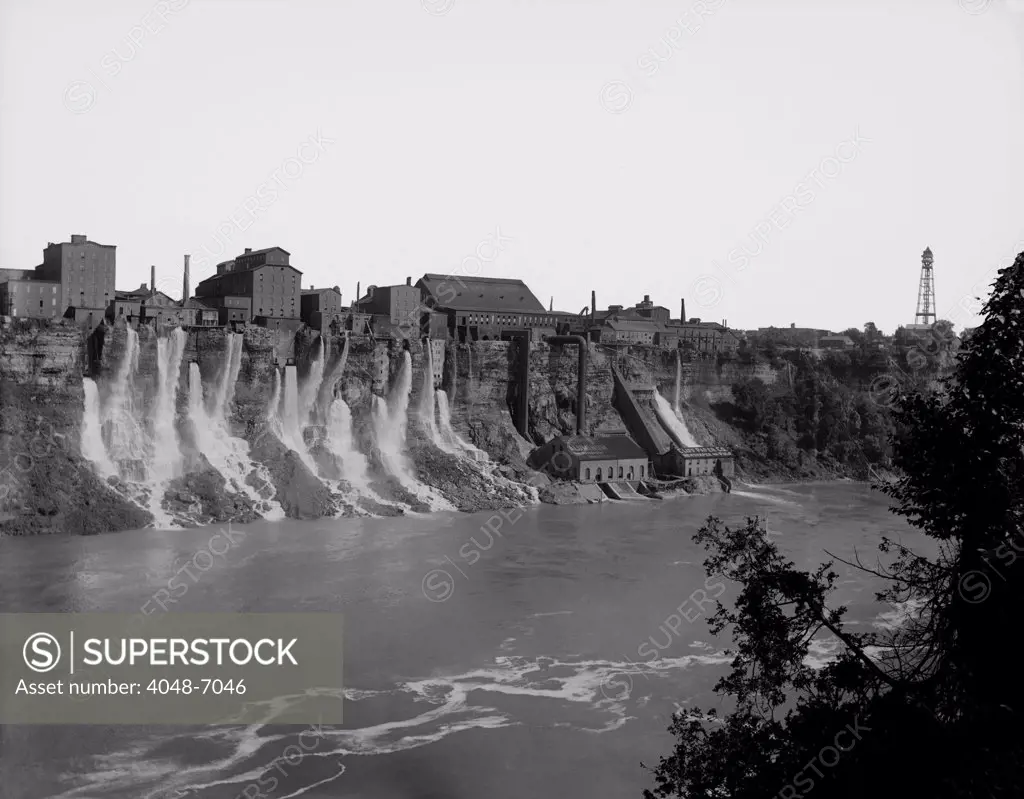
[
  {"x1": 678, "y1": 446, "x2": 733, "y2": 458},
  {"x1": 560, "y1": 434, "x2": 648, "y2": 461},
  {"x1": 418, "y1": 274, "x2": 545, "y2": 313}
]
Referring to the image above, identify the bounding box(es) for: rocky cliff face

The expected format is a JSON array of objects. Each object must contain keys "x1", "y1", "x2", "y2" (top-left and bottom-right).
[
  {"x1": 0, "y1": 319, "x2": 152, "y2": 535},
  {"x1": 1, "y1": 318, "x2": 780, "y2": 536}
]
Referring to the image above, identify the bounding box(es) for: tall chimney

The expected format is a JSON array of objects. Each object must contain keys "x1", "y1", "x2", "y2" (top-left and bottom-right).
[
  {"x1": 406, "y1": 276, "x2": 411, "y2": 286},
  {"x1": 183, "y1": 254, "x2": 190, "y2": 301},
  {"x1": 591, "y1": 290, "x2": 596, "y2": 324},
  {"x1": 681, "y1": 298, "x2": 686, "y2": 323},
  {"x1": 357, "y1": 281, "x2": 360, "y2": 301},
  {"x1": 549, "y1": 296, "x2": 553, "y2": 312},
  {"x1": 150, "y1": 265, "x2": 156, "y2": 294}
]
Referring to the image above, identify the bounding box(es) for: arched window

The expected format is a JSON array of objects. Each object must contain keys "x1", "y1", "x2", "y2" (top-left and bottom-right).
[
  {"x1": 585, "y1": 468, "x2": 591, "y2": 480},
  {"x1": 627, "y1": 467, "x2": 634, "y2": 479},
  {"x1": 618, "y1": 466, "x2": 624, "y2": 478},
  {"x1": 688, "y1": 467, "x2": 692, "y2": 476},
  {"x1": 640, "y1": 466, "x2": 644, "y2": 477},
  {"x1": 596, "y1": 467, "x2": 603, "y2": 481}
]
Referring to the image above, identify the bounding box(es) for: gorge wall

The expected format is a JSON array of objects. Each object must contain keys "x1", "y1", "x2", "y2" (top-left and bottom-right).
[{"x1": 0, "y1": 318, "x2": 780, "y2": 536}]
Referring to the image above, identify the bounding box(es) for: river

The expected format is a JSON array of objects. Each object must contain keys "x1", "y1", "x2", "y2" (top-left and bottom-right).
[{"x1": 0, "y1": 482, "x2": 918, "y2": 799}]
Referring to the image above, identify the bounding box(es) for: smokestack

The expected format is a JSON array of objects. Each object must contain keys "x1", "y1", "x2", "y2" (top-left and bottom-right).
[
  {"x1": 357, "y1": 281, "x2": 360, "y2": 301},
  {"x1": 591, "y1": 290, "x2": 596, "y2": 323},
  {"x1": 150, "y1": 265, "x2": 156, "y2": 294},
  {"x1": 680, "y1": 298, "x2": 686, "y2": 323},
  {"x1": 406, "y1": 276, "x2": 411, "y2": 286},
  {"x1": 549, "y1": 296, "x2": 553, "y2": 312},
  {"x1": 183, "y1": 254, "x2": 190, "y2": 301}
]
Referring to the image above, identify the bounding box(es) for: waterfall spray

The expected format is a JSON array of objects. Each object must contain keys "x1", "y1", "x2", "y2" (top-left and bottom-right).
[
  {"x1": 148, "y1": 328, "x2": 187, "y2": 525},
  {"x1": 654, "y1": 391, "x2": 699, "y2": 448},
  {"x1": 673, "y1": 350, "x2": 682, "y2": 413},
  {"x1": 299, "y1": 336, "x2": 326, "y2": 424},
  {"x1": 187, "y1": 339, "x2": 284, "y2": 520},
  {"x1": 81, "y1": 378, "x2": 116, "y2": 479},
  {"x1": 419, "y1": 339, "x2": 441, "y2": 446}
]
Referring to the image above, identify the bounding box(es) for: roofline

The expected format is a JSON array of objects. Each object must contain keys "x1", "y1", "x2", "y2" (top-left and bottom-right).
[
  {"x1": 420, "y1": 273, "x2": 530, "y2": 286},
  {"x1": 236, "y1": 247, "x2": 292, "y2": 257}
]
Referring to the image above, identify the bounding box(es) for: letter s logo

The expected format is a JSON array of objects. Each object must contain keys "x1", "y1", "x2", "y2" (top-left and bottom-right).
[{"x1": 23, "y1": 632, "x2": 61, "y2": 673}]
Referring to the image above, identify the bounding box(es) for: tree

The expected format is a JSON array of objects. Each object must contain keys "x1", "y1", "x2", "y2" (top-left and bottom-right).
[
  {"x1": 644, "y1": 253, "x2": 1024, "y2": 798},
  {"x1": 841, "y1": 327, "x2": 864, "y2": 347}
]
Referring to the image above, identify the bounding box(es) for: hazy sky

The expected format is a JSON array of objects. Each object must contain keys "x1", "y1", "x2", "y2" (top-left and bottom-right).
[{"x1": 2, "y1": 0, "x2": 1022, "y2": 333}]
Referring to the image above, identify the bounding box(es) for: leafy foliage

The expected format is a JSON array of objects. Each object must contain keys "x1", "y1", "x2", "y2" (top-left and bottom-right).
[{"x1": 645, "y1": 254, "x2": 1024, "y2": 797}]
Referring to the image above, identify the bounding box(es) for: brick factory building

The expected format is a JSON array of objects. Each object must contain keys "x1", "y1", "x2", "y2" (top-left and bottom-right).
[
  {"x1": 37, "y1": 234, "x2": 116, "y2": 315},
  {"x1": 0, "y1": 234, "x2": 113, "y2": 325},
  {"x1": 301, "y1": 285, "x2": 344, "y2": 332},
  {"x1": 195, "y1": 246, "x2": 301, "y2": 322},
  {"x1": 416, "y1": 273, "x2": 566, "y2": 341},
  {"x1": 354, "y1": 278, "x2": 422, "y2": 339}
]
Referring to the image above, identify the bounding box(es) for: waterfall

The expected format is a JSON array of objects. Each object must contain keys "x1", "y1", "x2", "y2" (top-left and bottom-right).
[
  {"x1": 372, "y1": 352, "x2": 454, "y2": 510},
  {"x1": 148, "y1": 328, "x2": 187, "y2": 525},
  {"x1": 419, "y1": 339, "x2": 441, "y2": 446},
  {"x1": 209, "y1": 332, "x2": 244, "y2": 421},
  {"x1": 327, "y1": 396, "x2": 372, "y2": 495},
  {"x1": 268, "y1": 367, "x2": 281, "y2": 424},
  {"x1": 654, "y1": 391, "x2": 699, "y2": 448},
  {"x1": 187, "y1": 338, "x2": 284, "y2": 520},
  {"x1": 317, "y1": 333, "x2": 350, "y2": 416},
  {"x1": 276, "y1": 364, "x2": 318, "y2": 473},
  {"x1": 448, "y1": 343, "x2": 458, "y2": 406},
  {"x1": 81, "y1": 378, "x2": 116, "y2": 478},
  {"x1": 299, "y1": 336, "x2": 326, "y2": 424},
  {"x1": 103, "y1": 325, "x2": 147, "y2": 475},
  {"x1": 673, "y1": 350, "x2": 682, "y2": 413},
  {"x1": 436, "y1": 389, "x2": 486, "y2": 460}
]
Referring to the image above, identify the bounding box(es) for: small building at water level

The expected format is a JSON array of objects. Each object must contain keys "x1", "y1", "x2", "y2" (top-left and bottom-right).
[
  {"x1": 531, "y1": 434, "x2": 651, "y2": 483},
  {"x1": 677, "y1": 446, "x2": 734, "y2": 478}
]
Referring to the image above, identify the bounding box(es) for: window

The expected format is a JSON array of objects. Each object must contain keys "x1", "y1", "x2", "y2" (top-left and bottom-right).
[
  {"x1": 584, "y1": 468, "x2": 590, "y2": 480},
  {"x1": 640, "y1": 466, "x2": 645, "y2": 477},
  {"x1": 595, "y1": 467, "x2": 602, "y2": 481},
  {"x1": 618, "y1": 466, "x2": 623, "y2": 478},
  {"x1": 39, "y1": 300, "x2": 43, "y2": 308}
]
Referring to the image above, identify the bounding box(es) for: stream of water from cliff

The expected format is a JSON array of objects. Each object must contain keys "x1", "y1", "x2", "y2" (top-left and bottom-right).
[
  {"x1": 654, "y1": 391, "x2": 700, "y2": 448},
  {"x1": 0, "y1": 483, "x2": 922, "y2": 799},
  {"x1": 187, "y1": 335, "x2": 284, "y2": 520}
]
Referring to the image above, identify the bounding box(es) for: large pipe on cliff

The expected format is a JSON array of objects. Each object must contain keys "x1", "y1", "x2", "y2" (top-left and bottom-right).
[{"x1": 544, "y1": 335, "x2": 587, "y2": 435}]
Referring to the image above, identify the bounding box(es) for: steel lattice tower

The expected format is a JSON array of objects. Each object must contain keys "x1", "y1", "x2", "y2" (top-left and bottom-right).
[{"x1": 915, "y1": 247, "x2": 936, "y2": 326}]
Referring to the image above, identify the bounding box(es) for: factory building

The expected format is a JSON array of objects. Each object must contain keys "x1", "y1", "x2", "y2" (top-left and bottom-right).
[
  {"x1": 0, "y1": 234, "x2": 113, "y2": 329},
  {"x1": 530, "y1": 434, "x2": 651, "y2": 483},
  {"x1": 37, "y1": 234, "x2": 116, "y2": 316},
  {"x1": 301, "y1": 286, "x2": 344, "y2": 332},
  {"x1": 416, "y1": 273, "x2": 565, "y2": 341},
  {"x1": 195, "y1": 246, "x2": 301, "y2": 322}
]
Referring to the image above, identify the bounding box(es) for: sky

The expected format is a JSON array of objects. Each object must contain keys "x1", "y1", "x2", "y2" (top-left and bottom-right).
[{"x1": 1, "y1": 0, "x2": 1022, "y2": 334}]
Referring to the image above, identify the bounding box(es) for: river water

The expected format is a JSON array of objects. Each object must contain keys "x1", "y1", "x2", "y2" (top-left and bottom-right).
[{"x1": 0, "y1": 482, "x2": 917, "y2": 799}]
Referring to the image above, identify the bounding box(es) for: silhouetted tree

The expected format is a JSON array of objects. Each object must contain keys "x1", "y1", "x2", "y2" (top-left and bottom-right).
[{"x1": 644, "y1": 253, "x2": 1024, "y2": 798}]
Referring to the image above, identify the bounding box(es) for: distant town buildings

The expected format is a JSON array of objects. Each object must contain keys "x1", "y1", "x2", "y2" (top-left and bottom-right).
[{"x1": 820, "y1": 334, "x2": 856, "y2": 350}]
